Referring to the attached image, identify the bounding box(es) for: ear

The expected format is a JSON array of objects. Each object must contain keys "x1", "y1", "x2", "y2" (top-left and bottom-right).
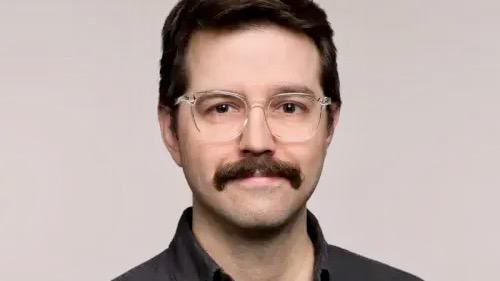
[
  {"x1": 158, "y1": 108, "x2": 182, "y2": 167},
  {"x1": 326, "y1": 104, "x2": 341, "y2": 145}
]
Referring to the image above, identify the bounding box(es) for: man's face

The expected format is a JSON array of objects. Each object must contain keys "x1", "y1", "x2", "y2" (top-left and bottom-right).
[{"x1": 160, "y1": 24, "x2": 339, "y2": 230}]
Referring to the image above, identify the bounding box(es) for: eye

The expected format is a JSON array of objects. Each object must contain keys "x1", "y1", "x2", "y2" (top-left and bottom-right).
[
  {"x1": 270, "y1": 94, "x2": 313, "y2": 115},
  {"x1": 281, "y1": 103, "x2": 298, "y2": 113},
  {"x1": 215, "y1": 104, "x2": 231, "y2": 113},
  {"x1": 277, "y1": 102, "x2": 305, "y2": 114},
  {"x1": 206, "y1": 102, "x2": 241, "y2": 115}
]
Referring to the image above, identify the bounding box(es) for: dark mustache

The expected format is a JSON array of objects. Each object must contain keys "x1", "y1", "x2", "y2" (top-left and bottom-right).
[{"x1": 213, "y1": 154, "x2": 303, "y2": 190}]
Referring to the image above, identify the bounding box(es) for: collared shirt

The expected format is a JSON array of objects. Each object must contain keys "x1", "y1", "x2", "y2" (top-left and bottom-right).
[{"x1": 113, "y1": 208, "x2": 423, "y2": 281}]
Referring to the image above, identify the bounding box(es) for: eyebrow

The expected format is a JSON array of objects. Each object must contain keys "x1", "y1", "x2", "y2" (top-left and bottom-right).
[
  {"x1": 271, "y1": 85, "x2": 317, "y2": 96},
  {"x1": 194, "y1": 84, "x2": 318, "y2": 98}
]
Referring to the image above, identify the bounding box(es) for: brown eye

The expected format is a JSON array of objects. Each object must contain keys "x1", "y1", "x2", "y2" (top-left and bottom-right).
[
  {"x1": 282, "y1": 103, "x2": 297, "y2": 113},
  {"x1": 215, "y1": 104, "x2": 230, "y2": 113}
]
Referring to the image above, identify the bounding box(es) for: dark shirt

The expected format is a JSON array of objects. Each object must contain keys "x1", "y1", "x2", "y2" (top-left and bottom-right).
[{"x1": 113, "y1": 208, "x2": 423, "y2": 281}]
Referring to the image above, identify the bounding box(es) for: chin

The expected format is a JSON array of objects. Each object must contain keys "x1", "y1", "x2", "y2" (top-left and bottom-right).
[
  {"x1": 219, "y1": 199, "x2": 305, "y2": 235},
  {"x1": 193, "y1": 181, "x2": 313, "y2": 235}
]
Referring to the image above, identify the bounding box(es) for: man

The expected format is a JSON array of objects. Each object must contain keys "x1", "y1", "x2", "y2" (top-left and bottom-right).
[{"x1": 114, "y1": 0, "x2": 423, "y2": 280}]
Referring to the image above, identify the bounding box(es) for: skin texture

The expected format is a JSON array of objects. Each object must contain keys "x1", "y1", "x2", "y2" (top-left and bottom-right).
[{"x1": 159, "y1": 24, "x2": 340, "y2": 281}]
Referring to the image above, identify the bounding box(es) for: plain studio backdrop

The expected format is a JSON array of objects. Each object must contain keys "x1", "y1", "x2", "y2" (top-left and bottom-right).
[{"x1": 0, "y1": 0, "x2": 499, "y2": 280}]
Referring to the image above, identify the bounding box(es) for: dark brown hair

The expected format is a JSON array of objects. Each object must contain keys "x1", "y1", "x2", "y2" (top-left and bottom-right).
[{"x1": 158, "y1": 0, "x2": 341, "y2": 134}]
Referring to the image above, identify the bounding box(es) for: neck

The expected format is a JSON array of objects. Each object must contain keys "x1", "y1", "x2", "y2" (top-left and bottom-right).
[{"x1": 192, "y1": 204, "x2": 315, "y2": 281}]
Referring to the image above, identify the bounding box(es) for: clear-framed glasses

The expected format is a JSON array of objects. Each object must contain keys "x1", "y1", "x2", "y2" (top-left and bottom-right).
[{"x1": 174, "y1": 90, "x2": 332, "y2": 142}]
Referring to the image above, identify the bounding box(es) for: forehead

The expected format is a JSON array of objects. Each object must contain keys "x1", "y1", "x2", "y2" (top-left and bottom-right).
[{"x1": 185, "y1": 24, "x2": 322, "y2": 97}]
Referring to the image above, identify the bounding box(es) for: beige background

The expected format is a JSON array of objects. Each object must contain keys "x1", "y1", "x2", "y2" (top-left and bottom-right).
[{"x1": 1, "y1": 0, "x2": 499, "y2": 280}]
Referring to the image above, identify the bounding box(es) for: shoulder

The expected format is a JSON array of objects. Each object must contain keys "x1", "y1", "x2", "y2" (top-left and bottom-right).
[
  {"x1": 327, "y1": 245, "x2": 424, "y2": 281},
  {"x1": 111, "y1": 249, "x2": 173, "y2": 281}
]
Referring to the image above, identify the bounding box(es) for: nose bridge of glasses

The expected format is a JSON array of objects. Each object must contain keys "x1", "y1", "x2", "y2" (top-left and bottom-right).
[
  {"x1": 240, "y1": 102, "x2": 276, "y2": 148},
  {"x1": 248, "y1": 103, "x2": 266, "y2": 111},
  {"x1": 245, "y1": 103, "x2": 269, "y2": 126}
]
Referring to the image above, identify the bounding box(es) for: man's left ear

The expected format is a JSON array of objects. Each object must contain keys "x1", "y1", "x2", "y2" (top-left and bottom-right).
[{"x1": 326, "y1": 105, "x2": 341, "y2": 144}]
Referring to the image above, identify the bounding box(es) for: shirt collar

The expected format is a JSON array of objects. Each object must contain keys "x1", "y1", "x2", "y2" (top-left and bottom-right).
[{"x1": 168, "y1": 207, "x2": 332, "y2": 281}]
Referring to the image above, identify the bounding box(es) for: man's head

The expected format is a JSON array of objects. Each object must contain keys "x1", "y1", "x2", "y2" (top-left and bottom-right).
[{"x1": 158, "y1": 0, "x2": 341, "y2": 232}]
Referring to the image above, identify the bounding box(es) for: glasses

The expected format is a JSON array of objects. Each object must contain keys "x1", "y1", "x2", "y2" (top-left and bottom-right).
[{"x1": 175, "y1": 90, "x2": 332, "y2": 142}]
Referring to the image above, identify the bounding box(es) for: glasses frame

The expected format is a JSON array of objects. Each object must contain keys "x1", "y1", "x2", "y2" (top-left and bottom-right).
[{"x1": 174, "y1": 90, "x2": 332, "y2": 142}]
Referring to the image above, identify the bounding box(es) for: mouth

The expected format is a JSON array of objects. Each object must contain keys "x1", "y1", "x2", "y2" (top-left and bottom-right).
[
  {"x1": 244, "y1": 170, "x2": 279, "y2": 178},
  {"x1": 213, "y1": 156, "x2": 303, "y2": 191},
  {"x1": 237, "y1": 170, "x2": 284, "y2": 185}
]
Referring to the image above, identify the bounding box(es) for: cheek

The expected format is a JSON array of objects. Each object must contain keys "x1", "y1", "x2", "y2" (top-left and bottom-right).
[
  {"x1": 283, "y1": 134, "x2": 328, "y2": 184},
  {"x1": 302, "y1": 146, "x2": 326, "y2": 175},
  {"x1": 301, "y1": 148, "x2": 327, "y2": 189},
  {"x1": 178, "y1": 124, "x2": 235, "y2": 190}
]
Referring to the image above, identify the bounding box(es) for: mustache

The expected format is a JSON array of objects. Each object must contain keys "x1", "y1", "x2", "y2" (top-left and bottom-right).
[{"x1": 213, "y1": 154, "x2": 303, "y2": 190}]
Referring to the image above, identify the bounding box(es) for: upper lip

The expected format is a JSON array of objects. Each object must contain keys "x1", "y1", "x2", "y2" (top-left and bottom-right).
[{"x1": 246, "y1": 170, "x2": 279, "y2": 178}]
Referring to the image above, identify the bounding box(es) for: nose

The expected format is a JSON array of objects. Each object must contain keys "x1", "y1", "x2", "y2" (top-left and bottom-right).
[{"x1": 239, "y1": 105, "x2": 276, "y2": 156}]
